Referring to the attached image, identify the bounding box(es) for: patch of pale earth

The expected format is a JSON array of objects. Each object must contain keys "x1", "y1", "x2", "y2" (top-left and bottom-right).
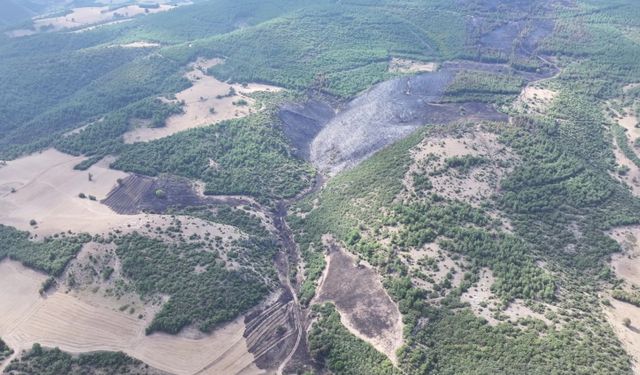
[
  {"x1": 70, "y1": 19, "x2": 132, "y2": 33},
  {"x1": 0, "y1": 149, "x2": 130, "y2": 236},
  {"x1": 116, "y1": 41, "x2": 161, "y2": 48},
  {"x1": 513, "y1": 85, "x2": 557, "y2": 114},
  {"x1": 0, "y1": 149, "x2": 246, "y2": 240},
  {"x1": 624, "y1": 83, "x2": 640, "y2": 93},
  {"x1": 61, "y1": 242, "x2": 165, "y2": 325},
  {"x1": 316, "y1": 236, "x2": 403, "y2": 365},
  {"x1": 401, "y1": 243, "x2": 466, "y2": 293},
  {"x1": 604, "y1": 298, "x2": 640, "y2": 374},
  {"x1": 610, "y1": 137, "x2": 640, "y2": 197},
  {"x1": 405, "y1": 130, "x2": 516, "y2": 208},
  {"x1": 609, "y1": 226, "x2": 640, "y2": 287},
  {"x1": 123, "y1": 58, "x2": 282, "y2": 144},
  {"x1": 618, "y1": 108, "x2": 640, "y2": 140},
  {"x1": 5, "y1": 29, "x2": 36, "y2": 38},
  {"x1": 461, "y1": 268, "x2": 554, "y2": 326},
  {"x1": 32, "y1": 4, "x2": 176, "y2": 32},
  {"x1": 0, "y1": 259, "x2": 263, "y2": 375},
  {"x1": 388, "y1": 58, "x2": 438, "y2": 73},
  {"x1": 63, "y1": 123, "x2": 91, "y2": 137}
]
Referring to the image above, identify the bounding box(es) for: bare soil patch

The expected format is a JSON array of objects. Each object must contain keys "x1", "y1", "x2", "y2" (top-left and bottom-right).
[
  {"x1": 513, "y1": 85, "x2": 557, "y2": 114},
  {"x1": 388, "y1": 58, "x2": 438, "y2": 74},
  {"x1": 460, "y1": 268, "x2": 554, "y2": 326},
  {"x1": 605, "y1": 299, "x2": 640, "y2": 374},
  {"x1": 0, "y1": 149, "x2": 130, "y2": 236},
  {"x1": 123, "y1": 58, "x2": 281, "y2": 144},
  {"x1": 118, "y1": 41, "x2": 161, "y2": 48},
  {"x1": 31, "y1": 4, "x2": 176, "y2": 32},
  {"x1": 401, "y1": 243, "x2": 466, "y2": 294},
  {"x1": 405, "y1": 127, "x2": 517, "y2": 210},
  {"x1": 315, "y1": 237, "x2": 403, "y2": 364},
  {"x1": 610, "y1": 129, "x2": 640, "y2": 196},
  {"x1": 0, "y1": 259, "x2": 263, "y2": 375},
  {"x1": 609, "y1": 227, "x2": 640, "y2": 286},
  {"x1": 0, "y1": 149, "x2": 249, "y2": 241}
]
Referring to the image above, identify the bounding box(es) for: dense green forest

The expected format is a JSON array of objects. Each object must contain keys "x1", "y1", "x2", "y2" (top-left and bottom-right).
[
  {"x1": 114, "y1": 233, "x2": 276, "y2": 334},
  {"x1": 3, "y1": 344, "x2": 162, "y2": 375},
  {"x1": 111, "y1": 114, "x2": 313, "y2": 201},
  {"x1": 0, "y1": 225, "x2": 89, "y2": 277}
]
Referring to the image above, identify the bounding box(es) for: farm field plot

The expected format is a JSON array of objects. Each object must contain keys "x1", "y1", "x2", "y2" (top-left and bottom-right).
[
  {"x1": 123, "y1": 58, "x2": 281, "y2": 144},
  {"x1": 0, "y1": 149, "x2": 130, "y2": 236},
  {"x1": 0, "y1": 260, "x2": 263, "y2": 375}
]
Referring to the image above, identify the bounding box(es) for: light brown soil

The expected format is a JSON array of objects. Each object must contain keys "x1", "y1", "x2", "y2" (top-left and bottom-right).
[
  {"x1": 606, "y1": 226, "x2": 640, "y2": 373},
  {"x1": 388, "y1": 58, "x2": 438, "y2": 74},
  {"x1": 0, "y1": 149, "x2": 244, "y2": 241},
  {"x1": 609, "y1": 227, "x2": 640, "y2": 286},
  {"x1": 117, "y1": 41, "x2": 161, "y2": 48},
  {"x1": 624, "y1": 83, "x2": 640, "y2": 93},
  {"x1": 0, "y1": 259, "x2": 264, "y2": 375},
  {"x1": 460, "y1": 268, "x2": 553, "y2": 326},
  {"x1": 0, "y1": 149, "x2": 129, "y2": 236},
  {"x1": 405, "y1": 128, "x2": 517, "y2": 210},
  {"x1": 123, "y1": 58, "x2": 281, "y2": 143},
  {"x1": 617, "y1": 108, "x2": 640, "y2": 140},
  {"x1": 610, "y1": 137, "x2": 640, "y2": 196},
  {"x1": 513, "y1": 85, "x2": 557, "y2": 114},
  {"x1": 31, "y1": 4, "x2": 176, "y2": 32},
  {"x1": 402, "y1": 243, "x2": 466, "y2": 293},
  {"x1": 315, "y1": 237, "x2": 403, "y2": 364},
  {"x1": 605, "y1": 298, "x2": 640, "y2": 374}
]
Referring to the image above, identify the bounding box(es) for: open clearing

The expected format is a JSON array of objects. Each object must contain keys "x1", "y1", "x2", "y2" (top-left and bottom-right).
[
  {"x1": 460, "y1": 268, "x2": 553, "y2": 326},
  {"x1": 513, "y1": 84, "x2": 557, "y2": 114},
  {"x1": 123, "y1": 58, "x2": 281, "y2": 144},
  {"x1": 401, "y1": 243, "x2": 466, "y2": 294},
  {"x1": 315, "y1": 236, "x2": 403, "y2": 364},
  {"x1": 605, "y1": 226, "x2": 640, "y2": 372},
  {"x1": 388, "y1": 58, "x2": 438, "y2": 73},
  {"x1": 117, "y1": 41, "x2": 161, "y2": 48},
  {"x1": 406, "y1": 127, "x2": 517, "y2": 208},
  {"x1": 609, "y1": 226, "x2": 640, "y2": 286},
  {"x1": 611, "y1": 136, "x2": 640, "y2": 197},
  {"x1": 0, "y1": 259, "x2": 264, "y2": 375},
  {"x1": 0, "y1": 149, "x2": 130, "y2": 236},
  {"x1": 0, "y1": 148, "x2": 245, "y2": 239},
  {"x1": 32, "y1": 4, "x2": 176, "y2": 32},
  {"x1": 605, "y1": 298, "x2": 640, "y2": 374}
]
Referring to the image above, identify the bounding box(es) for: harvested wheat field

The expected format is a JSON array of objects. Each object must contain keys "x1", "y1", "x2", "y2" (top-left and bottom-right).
[
  {"x1": 315, "y1": 236, "x2": 403, "y2": 364},
  {"x1": 0, "y1": 149, "x2": 132, "y2": 236},
  {"x1": 0, "y1": 148, "x2": 247, "y2": 239},
  {"x1": 32, "y1": 4, "x2": 176, "y2": 32},
  {"x1": 0, "y1": 260, "x2": 264, "y2": 375},
  {"x1": 124, "y1": 58, "x2": 281, "y2": 143},
  {"x1": 388, "y1": 58, "x2": 438, "y2": 73}
]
